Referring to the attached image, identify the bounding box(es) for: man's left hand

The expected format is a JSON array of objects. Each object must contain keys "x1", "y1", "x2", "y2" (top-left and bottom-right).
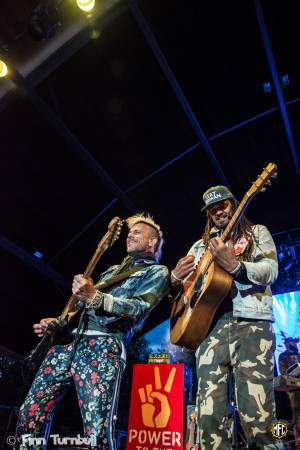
[
  {"x1": 72, "y1": 274, "x2": 96, "y2": 304},
  {"x1": 209, "y1": 238, "x2": 239, "y2": 273}
]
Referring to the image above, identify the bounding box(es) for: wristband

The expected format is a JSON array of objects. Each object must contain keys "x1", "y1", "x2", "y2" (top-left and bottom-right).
[
  {"x1": 229, "y1": 262, "x2": 242, "y2": 275},
  {"x1": 85, "y1": 291, "x2": 104, "y2": 310},
  {"x1": 171, "y1": 271, "x2": 183, "y2": 283}
]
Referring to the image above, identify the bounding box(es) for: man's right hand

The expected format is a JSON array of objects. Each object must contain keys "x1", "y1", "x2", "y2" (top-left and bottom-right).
[
  {"x1": 171, "y1": 255, "x2": 195, "y2": 286},
  {"x1": 33, "y1": 318, "x2": 56, "y2": 338}
]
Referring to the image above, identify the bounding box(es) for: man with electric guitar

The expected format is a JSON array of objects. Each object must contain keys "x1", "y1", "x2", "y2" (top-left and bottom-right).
[
  {"x1": 15, "y1": 213, "x2": 169, "y2": 449},
  {"x1": 170, "y1": 165, "x2": 281, "y2": 449}
]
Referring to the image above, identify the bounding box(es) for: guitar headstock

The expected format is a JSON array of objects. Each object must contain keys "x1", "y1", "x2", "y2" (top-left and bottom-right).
[
  {"x1": 110, "y1": 218, "x2": 124, "y2": 245},
  {"x1": 247, "y1": 162, "x2": 277, "y2": 198},
  {"x1": 222, "y1": 162, "x2": 277, "y2": 241},
  {"x1": 97, "y1": 217, "x2": 124, "y2": 251}
]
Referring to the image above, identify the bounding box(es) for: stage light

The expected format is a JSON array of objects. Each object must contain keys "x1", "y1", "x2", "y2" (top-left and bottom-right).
[
  {"x1": 34, "y1": 250, "x2": 44, "y2": 259},
  {"x1": 263, "y1": 81, "x2": 272, "y2": 94},
  {"x1": 0, "y1": 60, "x2": 8, "y2": 78},
  {"x1": 281, "y1": 74, "x2": 290, "y2": 88},
  {"x1": 28, "y1": 0, "x2": 63, "y2": 41},
  {"x1": 76, "y1": 0, "x2": 95, "y2": 12}
]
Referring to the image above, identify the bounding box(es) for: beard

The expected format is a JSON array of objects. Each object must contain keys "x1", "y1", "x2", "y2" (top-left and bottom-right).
[{"x1": 213, "y1": 213, "x2": 231, "y2": 229}]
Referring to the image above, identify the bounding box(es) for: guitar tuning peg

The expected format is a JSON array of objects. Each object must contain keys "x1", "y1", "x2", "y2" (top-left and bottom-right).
[
  {"x1": 260, "y1": 187, "x2": 267, "y2": 192},
  {"x1": 271, "y1": 172, "x2": 277, "y2": 178}
]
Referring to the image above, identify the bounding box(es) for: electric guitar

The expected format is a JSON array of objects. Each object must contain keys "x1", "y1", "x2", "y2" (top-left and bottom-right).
[
  {"x1": 170, "y1": 163, "x2": 277, "y2": 350},
  {"x1": 23, "y1": 216, "x2": 123, "y2": 377}
]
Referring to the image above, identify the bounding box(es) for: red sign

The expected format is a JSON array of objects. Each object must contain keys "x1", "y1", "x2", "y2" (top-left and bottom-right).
[{"x1": 126, "y1": 364, "x2": 184, "y2": 450}]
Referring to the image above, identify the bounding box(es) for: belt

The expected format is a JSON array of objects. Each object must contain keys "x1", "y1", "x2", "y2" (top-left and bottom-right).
[{"x1": 221, "y1": 312, "x2": 272, "y2": 323}]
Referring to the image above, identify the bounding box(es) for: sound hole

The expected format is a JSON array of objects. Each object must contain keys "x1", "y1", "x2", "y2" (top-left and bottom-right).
[{"x1": 190, "y1": 274, "x2": 204, "y2": 308}]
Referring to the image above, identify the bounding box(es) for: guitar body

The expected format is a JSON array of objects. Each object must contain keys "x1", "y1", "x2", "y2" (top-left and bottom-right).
[
  {"x1": 23, "y1": 334, "x2": 55, "y2": 380},
  {"x1": 170, "y1": 252, "x2": 232, "y2": 350},
  {"x1": 22, "y1": 319, "x2": 69, "y2": 383}
]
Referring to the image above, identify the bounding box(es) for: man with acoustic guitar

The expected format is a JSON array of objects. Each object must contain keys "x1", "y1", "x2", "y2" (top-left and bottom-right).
[
  {"x1": 15, "y1": 213, "x2": 169, "y2": 449},
  {"x1": 170, "y1": 185, "x2": 279, "y2": 450}
]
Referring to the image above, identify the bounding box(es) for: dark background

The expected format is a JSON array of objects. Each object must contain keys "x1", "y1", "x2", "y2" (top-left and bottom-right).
[
  {"x1": 0, "y1": 0, "x2": 299, "y2": 354},
  {"x1": 1, "y1": 0, "x2": 299, "y2": 444}
]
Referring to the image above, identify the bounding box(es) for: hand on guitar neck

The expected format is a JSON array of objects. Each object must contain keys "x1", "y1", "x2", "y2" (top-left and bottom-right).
[
  {"x1": 170, "y1": 255, "x2": 195, "y2": 286},
  {"x1": 209, "y1": 238, "x2": 240, "y2": 274},
  {"x1": 72, "y1": 274, "x2": 97, "y2": 305}
]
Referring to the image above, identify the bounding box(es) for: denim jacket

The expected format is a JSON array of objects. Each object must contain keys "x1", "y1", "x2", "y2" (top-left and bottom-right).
[
  {"x1": 87, "y1": 256, "x2": 169, "y2": 345},
  {"x1": 188, "y1": 224, "x2": 278, "y2": 321}
]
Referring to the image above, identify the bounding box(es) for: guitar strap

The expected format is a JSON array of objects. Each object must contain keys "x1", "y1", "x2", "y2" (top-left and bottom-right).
[
  {"x1": 234, "y1": 226, "x2": 256, "y2": 255},
  {"x1": 94, "y1": 265, "x2": 147, "y2": 291},
  {"x1": 234, "y1": 235, "x2": 249, "y2": 256}
]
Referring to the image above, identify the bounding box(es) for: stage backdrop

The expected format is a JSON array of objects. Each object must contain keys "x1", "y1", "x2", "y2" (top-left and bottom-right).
[{"x1": 273, "y1": 290, "x2": 300, "y2": 370}]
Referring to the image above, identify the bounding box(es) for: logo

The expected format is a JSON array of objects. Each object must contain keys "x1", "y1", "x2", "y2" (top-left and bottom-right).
[
  {"x1": 206, "y1": 191, "x2": 222, "y2": 203},
  {"x1": 138, "y1": 366, "x2": 176, "y2": 428},
  {"x1": 270, "y1": 421, "x2": 288, "y2": 439}
]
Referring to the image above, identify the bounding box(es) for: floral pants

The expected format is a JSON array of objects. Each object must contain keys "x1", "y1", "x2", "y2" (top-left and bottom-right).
[{"x1": 16, "y1": 334, "x2": 124, "y2": 449}]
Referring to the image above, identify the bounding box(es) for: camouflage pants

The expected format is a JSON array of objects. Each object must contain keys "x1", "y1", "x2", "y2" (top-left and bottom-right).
[
  {"x1": 195, "y1": 314, "x2": 277, "y2": 450},
  {"x1": 287, "y1": 391, "x2": 300, "y2": 444}
]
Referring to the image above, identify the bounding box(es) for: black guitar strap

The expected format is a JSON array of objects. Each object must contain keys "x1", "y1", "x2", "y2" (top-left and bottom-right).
[{"x1": 95, "y1": 265, "x2": 147, "y2": 292}]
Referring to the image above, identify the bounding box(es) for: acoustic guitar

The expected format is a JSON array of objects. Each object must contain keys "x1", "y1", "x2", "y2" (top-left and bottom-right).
[
  {"x1": 23, "y1": 216, "x2": 123, "y2": 378},
  {"x1": 170, "y1": 163, "x2": 277, "y2": 350}
]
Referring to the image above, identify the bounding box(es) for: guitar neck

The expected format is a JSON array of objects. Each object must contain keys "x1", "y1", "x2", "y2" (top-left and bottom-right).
[
  {"x1": 60, "y1": 246, "x2": 107, "y2": 320},
  {"x1": 58, "y1": 216, "x2": 122, "y2": 322},
  {"x1": 221, "y1": 163, "x2": 277, "y2": 241},
  {"x1": 83, "y1": 246, "x2": 107, "y2": 278},
  {"x1": 221, "y1": 194, "x2": 251, "y2": 242}
]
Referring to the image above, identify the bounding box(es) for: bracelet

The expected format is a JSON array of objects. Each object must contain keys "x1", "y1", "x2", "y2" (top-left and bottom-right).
[
  {"x1": 171, "y1": 271, "x2": 183, "y2": 283},
  {"x1": 229, "y1": 262, "x2": 242, "y2": 275},
  {"x1": 85, "y1": 291, "x2": 104, "y2": 310}
]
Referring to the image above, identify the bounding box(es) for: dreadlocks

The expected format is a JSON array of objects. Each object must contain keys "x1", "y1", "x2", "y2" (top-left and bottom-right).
[{"x1": 202, "y1": 199, "x2": 257, "y2": 262}]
